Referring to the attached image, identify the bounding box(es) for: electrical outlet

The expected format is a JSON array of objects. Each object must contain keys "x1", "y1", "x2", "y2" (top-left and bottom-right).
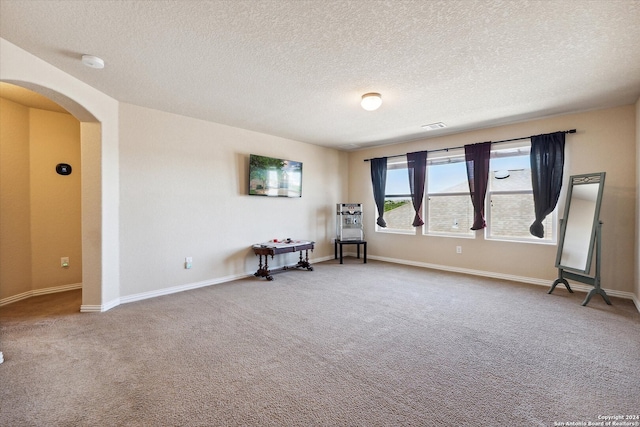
[
  {"x1": 61, "y1": 257, "x2": 69, "y2": 268},
  {"x1": 456, "y1": 246, "x2": 462, "y2": 254},
  {"x1": 184, "y1": 257, "x2": 192, "y2": 269}
]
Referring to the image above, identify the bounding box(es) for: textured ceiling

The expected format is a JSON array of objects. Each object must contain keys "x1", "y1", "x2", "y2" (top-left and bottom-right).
[{"x1": 1, "y1": 0, "x2": 639, "y2": 150}]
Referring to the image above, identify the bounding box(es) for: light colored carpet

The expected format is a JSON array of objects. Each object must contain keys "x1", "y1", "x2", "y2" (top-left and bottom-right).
[{"x1": 1, "y1": 260, "x2": 639, "y2": 426}]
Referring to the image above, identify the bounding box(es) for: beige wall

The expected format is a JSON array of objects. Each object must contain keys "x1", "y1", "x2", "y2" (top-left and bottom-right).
[
  {"x1": 636, "y1": 97, "x2": 640, "y2": 307},
  {"x1": 118, "y1": 103, "x2": 348, "y2": 298},
  {"x1": 349, "y1": 105, "x2": 637, "y2": 295},
  {"x1": 29, "y1": 108, "x2": 82, "y2": 290},
  {"x1": 0, "y1": 98, "x2": 31, "y2": 299},
  {"x1": 0, "y1": 98, "x2": 82, "y2": 300}
]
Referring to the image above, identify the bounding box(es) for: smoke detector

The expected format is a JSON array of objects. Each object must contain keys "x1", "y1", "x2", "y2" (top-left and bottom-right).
[{"x1": 81, "y1": 55, "x2": 105, "y2": 69}]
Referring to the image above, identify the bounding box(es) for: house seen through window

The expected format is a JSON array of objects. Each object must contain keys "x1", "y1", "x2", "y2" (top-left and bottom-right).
[
  {"x1": 486, "y1": 145, "x2": 555, "y2": 242},
  {"x1": 426, "y1": 150, "x2": 474, "y2": 237}
]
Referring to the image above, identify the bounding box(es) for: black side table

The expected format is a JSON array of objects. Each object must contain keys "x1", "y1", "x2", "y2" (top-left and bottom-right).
[{"x1": 334, "y1": 239, "x2": 367, "y2": 264}]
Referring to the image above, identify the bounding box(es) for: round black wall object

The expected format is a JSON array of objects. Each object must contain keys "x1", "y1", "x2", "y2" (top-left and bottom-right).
[{"x1": 56, "y1": 163, "x2": 72, "y2": 175}]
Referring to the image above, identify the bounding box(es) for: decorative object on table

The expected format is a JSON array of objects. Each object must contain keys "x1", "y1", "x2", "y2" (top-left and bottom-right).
[
  {"x1": 335, "y1": 203, "x2": 366, "y2": 264},
  {"x1": 336, "y1": 203, "x2": 363, "y2": 241}
]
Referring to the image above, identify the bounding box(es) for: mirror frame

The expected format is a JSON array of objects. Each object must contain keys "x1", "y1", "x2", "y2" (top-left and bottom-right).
[{"x1": 555, "y1": 172, "x2": 606, "y2": 274}]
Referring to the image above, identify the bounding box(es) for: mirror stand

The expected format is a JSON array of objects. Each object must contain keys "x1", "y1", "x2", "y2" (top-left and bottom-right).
[{"x1": 548, "y1": 221, "x2": 611, "y2": 306}]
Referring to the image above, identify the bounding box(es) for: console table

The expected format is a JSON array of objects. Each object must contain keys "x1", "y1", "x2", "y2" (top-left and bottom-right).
[
  {"x1": 252, "y1": 240, "x2": 315, "y2": 280},
  {"x1": 334, "y1": 239, "x2": 367, "y2": 264}
]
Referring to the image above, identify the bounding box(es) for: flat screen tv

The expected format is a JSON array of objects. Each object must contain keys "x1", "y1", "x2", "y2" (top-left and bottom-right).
[{"x1": 248, "y1": 154, "x2": 302, "y2": 197}]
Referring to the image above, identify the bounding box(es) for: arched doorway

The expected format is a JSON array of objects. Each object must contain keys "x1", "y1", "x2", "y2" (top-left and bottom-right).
[
  {"x1": 1, "y1": 81, "x2": 102, "y2": 311},
  {"x1": 0, "y1": 83, "x2": 82, "y2": 304},
  {"x1": 1, "y1": 38, "x2": 121, "y2": 313}
]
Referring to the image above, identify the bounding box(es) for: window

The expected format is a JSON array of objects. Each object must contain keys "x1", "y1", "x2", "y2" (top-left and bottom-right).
[
  {"x1": 486, "y1": 143, "x2": 556, "y2": 242},
  {"x1": 377, "y1": 158, "x2": 414, "y2": 233},
  {"x1": 374, "y1": 142, "x2": 556, "y2": 243},
  {"x1": 425, "y1": 150, "x2": 474, "y2": 237}
]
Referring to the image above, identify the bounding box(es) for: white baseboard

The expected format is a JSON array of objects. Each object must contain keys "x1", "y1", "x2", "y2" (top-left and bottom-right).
[
  {"x1": 119, "y1": 273, "x2": 249, "y2": 305},
  {"x1": 633, "y1": 294, "x2": 640, "y2": 313},
  {"x1": 83, "y1": 254, "x2": 336, "y2": 312},
  {"x1": 368, "y1": 255, "x2": 639, "y2": 311},
  {"x1": 311, "y1": 254, "x2": 335, "y2": 263},
  {"x1": 80, "y1": 299, "x2": 120, "y2": 313},
  {"x1": 368, "y1": 254, "x2": 549, "y2": 286},
  {"x1": 0, "y1": 283, "x2": 82, "y2": 307},
  {"x1": 79, "y1": 304, "x2": 104, "y2": 313},
  {"x1": 27, "y1": 255, "x2": 637, "y2": 315}
]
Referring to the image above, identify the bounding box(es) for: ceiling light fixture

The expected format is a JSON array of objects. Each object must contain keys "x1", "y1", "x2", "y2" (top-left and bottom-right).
[
  {"x1": 81, "y1": 54, "x2": 105, "y2": 69},
  {"x1": 361, "y1": 92, "x2": 382, "y2": 111}
]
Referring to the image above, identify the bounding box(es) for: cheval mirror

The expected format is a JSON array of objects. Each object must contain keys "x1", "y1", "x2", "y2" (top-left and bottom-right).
[{"x1": 548, "y1": 172, "x2": 610, "y2": 306}]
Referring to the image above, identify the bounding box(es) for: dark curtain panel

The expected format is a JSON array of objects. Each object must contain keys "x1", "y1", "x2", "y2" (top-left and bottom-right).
[
  {"x1": 529, "y1": 132, "x2": 565, "y2": 238},
  {"x1": 406, "y1": 151, "x2": 428, "y2": 226},
  {"x1": 370, "y1": 157, "x2": 387, "y2": 227},
  {"x1": 465, "y1": 141, "x2": 492, "y2": 230}
]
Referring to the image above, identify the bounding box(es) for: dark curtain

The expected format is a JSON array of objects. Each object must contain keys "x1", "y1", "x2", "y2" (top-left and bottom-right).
[
  {"x1": 406, "y1": 151, "x2": 428, "y2": 226},
  {"x1": 465, "y1": 141, "x2": 492, "y2": 230},
  {"x1": 370, "y1": 157, "x2": 387, "y2": 227},
  {"x1": 529, "y1": 132, "x2": 565, "y2": 238}
]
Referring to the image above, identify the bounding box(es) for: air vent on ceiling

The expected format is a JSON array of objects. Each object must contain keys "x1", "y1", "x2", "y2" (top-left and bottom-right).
[
  {"x1": 338, "y1": 144, "x2": 360, "y2": 150},
  {"x1": 421, "y1": 122, "x2": 447, "y2": 131}
]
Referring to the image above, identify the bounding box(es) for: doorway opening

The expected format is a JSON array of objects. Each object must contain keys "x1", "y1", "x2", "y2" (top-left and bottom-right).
[{"x1": 0, "y1": 81, "x2": 102, "y2": 312}]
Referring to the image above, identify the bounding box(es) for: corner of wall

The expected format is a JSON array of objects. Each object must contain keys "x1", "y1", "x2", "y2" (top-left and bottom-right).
[{"x1": 635, "y1": 96, "x2": 640, "y2": 310}]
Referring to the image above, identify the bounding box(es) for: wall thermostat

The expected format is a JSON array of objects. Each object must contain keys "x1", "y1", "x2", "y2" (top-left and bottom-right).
[{"x1": 56, "y1": 163, "x2": 72, "y2": 175}]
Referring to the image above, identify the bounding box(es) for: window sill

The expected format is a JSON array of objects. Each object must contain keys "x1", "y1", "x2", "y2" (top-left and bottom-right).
[
  {"x1": 424, "y1": 232, "x2": 475, "y2": 239},
  {"x1": 375, "y1": 228, "x2": 417, "y2": 236},
  {"x1": 485, "y1": 236, "x2": 556, "y2": 245}
]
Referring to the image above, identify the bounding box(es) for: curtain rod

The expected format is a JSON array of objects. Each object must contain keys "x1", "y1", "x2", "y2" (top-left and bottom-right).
[{"x1": 363, "y1": 129, "x2": 576, "y2": 162}]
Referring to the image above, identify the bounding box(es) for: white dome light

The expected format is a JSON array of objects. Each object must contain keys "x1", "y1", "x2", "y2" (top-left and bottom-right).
[
  {"x1": 361, "y1": 92, "x2": 382, "y2": 111},
  {"x1": 81, "y1": 55, "x2": 105, "y2": 69}
]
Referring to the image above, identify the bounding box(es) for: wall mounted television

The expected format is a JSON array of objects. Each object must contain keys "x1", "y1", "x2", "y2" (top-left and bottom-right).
[{"x1": 248, "y1": 154, "x2": 303, "y2": 197}]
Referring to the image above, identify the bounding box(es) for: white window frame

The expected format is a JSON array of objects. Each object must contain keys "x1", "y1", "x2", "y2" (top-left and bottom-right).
[
  {"x1": 375, "y1": 157, "x2": 416, "y2": 235},
  {"x1": 424, "y1": 149, "x2": 475, "y2": 238},
  {"x1": 484, "y1": 142, "x2": 557, "y2": 244}
]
